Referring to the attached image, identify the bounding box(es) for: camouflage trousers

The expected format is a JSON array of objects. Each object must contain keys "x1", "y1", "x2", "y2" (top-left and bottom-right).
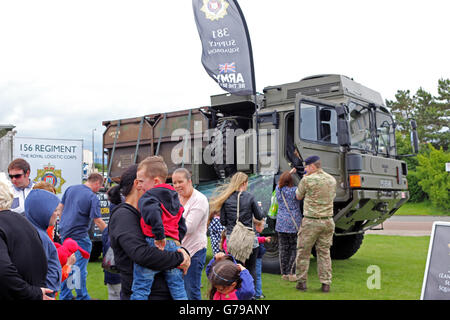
[{"x1": 295, "y1": 217, "x2": 334, "y2": 285}]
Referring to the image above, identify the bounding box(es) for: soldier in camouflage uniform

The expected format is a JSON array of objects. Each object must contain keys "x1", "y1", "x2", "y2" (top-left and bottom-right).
[{"x1": 294, "y1": 155, "x2": 336, "y2": 293}]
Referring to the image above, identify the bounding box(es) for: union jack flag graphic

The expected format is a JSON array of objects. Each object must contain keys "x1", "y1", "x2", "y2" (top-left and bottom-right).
[{"x1": 218, "y1": 62, "x2": 236, "y2": 74}]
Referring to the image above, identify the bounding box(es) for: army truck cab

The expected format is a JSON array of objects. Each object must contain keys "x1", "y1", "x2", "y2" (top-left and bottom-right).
[
  {"x1": 103, "y1": 74, "x2": 416, "y2": 271},
  {"x1": 208, "y1": 74, "x2": 414, "y2": 264}
]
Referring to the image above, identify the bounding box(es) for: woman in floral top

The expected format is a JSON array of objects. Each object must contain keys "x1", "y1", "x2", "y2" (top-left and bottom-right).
[{"x1": 275, "y1": 169, "x2": 303, "y2": 281}]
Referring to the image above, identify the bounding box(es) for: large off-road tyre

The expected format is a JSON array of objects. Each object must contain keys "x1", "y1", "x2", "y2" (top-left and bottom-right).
[
  {"x1": 262, "y1": 232, "x2": 364, "y2": 274},
  {"x1": 311, "y1": 233, "x2": 364, "y2": 260},
  {"x1": 211, "y1": 119, "x2": 239, "y2": 179},
  {"x1": 329, "y1": 233, "x2": 364, "y2": 260},
  {"x1": 261, "y1": 232, "x2": 281, "y2": 274}
]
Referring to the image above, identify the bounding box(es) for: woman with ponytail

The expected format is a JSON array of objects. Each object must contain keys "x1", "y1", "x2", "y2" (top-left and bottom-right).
[{"x1": 209, "y1": 172, "x2": 264, "y2": 285}]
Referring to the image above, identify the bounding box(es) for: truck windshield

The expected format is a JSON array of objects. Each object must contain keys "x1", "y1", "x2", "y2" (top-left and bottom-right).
[
  {"x1": 349, "y1": 104, "x2": 373, "y2": 152},
  {"x1": 376, "y1": 111, "x2": 396, "y2": 156},
  {"x1": 348, "y1": 102, "x2": 396, "y2": 156}
]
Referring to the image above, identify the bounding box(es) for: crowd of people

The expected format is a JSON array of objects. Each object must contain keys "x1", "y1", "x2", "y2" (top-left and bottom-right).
[{"x1": 0, "y1": 154, "x2": 336, "y2": 300}]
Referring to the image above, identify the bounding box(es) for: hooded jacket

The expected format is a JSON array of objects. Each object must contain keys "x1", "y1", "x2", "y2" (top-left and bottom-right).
[
  {"x1": 139, "y1": 184, "x2": 187, "y2": 242},
  {"x1": 25, "y1": 189, "x2": 62, "y2": 294}
]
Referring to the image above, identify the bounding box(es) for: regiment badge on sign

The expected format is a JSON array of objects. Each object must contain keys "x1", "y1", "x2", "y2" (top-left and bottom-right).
[
  {"x1": 201, "y1": 0, "x2": 229, "y2": 21},
  {"x1": 34, "y1": 163, "x2": 66, "y2": 194}
]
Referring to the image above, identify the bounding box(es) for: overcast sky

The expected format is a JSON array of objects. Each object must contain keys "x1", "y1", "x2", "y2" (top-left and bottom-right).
[{"x1": 0, "y1": 0, "x2": 448, "y2": 161}]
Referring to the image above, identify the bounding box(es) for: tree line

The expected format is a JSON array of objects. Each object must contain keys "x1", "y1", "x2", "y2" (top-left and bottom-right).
[{"x1": 386, "y1": 79, "x2": 449, "y2": 210}]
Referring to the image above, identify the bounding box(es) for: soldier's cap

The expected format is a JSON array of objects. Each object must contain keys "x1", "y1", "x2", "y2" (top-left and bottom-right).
[{"x1": 304, "y1": 155, "x2": 320, "y2": 166}]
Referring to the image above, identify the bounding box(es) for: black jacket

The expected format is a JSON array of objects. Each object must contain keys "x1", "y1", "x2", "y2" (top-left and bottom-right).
[
  {"x1": 138, "y1": 184, "x2": 187, "y2": 241},
  {"x1": 220, "y1": 191, "x2": 265, "y2": 234},
  {"x1": 108, "y1": 203, "x2": 185, "y2": 300},
  {"x1": 0, "y1": 210, "x2": 48, "y2": 300}
]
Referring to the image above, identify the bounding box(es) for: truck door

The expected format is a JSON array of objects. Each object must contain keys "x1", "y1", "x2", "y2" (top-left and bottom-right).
[{"x1": 294, "y1": 95, "x2": 350, "y2": 202}]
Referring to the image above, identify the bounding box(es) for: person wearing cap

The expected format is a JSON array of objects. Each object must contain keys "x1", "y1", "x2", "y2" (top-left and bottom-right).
[{"x1": 295, "y1": 155, "x2": 336, "y2": 293}]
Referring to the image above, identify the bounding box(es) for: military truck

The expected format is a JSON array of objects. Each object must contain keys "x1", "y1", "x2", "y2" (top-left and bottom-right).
[
  {"x1": 0, "y1": 125, "x2": 16, "y2": 174},
  {"x1": 102, "y1": 74, "x2": 417, "y2": 272}
]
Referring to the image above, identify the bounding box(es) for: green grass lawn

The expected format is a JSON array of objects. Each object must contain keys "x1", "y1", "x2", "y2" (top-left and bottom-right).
[
  {"x1": 85, "y1": 234, "x2": 430, "y2": 300},
  {"x1": 395, "y1": 199, "x2": 450, "y2": 216}
]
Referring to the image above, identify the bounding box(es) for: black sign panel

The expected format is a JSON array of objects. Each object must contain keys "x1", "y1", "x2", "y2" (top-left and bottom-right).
[
  {"x1": 421, "y1": 222, "x2": 450, "y2": 300},
  {"x1": 192, "y1": 0, "x2": 255, "y2": 95}
]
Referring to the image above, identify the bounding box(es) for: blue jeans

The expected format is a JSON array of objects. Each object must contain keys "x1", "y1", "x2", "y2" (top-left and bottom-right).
[
  {"x1": 255, "y1": 258, "x2": 263, "y2": 297},
  {"x1": 131, "y1": 238, "x2": 187, "y2": 300},
  {"x1": 184, "y1": 247, "x2": 206, "y2": 300},
  {"x1": 59, "y1": 236, "x2": 92, "y2": 300}
]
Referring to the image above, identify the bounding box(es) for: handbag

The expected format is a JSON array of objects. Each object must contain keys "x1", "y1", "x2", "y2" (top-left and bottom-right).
[
  {"x1": 102, "y1": 246, "x2": 120, "y2": 274},
  {"x1": 227, "y1": 191, "x2": 256, "y2": 263},
  {"x1": 280, "y1": 189, "x2": 299, "y2": 231},
  {"x1": 268, "y1": 190, "x2": 278, "y2": 219}
]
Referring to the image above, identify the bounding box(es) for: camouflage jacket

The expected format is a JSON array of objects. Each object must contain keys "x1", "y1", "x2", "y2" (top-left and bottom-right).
[{"x1": 296, "y1": 168, "x2": 336, "y2": 218}]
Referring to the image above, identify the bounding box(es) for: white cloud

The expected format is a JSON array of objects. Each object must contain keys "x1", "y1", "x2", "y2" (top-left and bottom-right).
[{"x1": 0, "y1": 0, "x2": 449, "y2": 160}]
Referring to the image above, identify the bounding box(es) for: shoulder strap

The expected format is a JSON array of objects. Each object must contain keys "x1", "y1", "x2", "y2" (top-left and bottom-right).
[{"x1": 236, "y1": 191, "x2": 242, "y2": 223}]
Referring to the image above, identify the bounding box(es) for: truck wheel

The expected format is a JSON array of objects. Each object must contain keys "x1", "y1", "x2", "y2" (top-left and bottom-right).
[
  {"x1": 261, "y1": 233, "x2": 281, "y2": 274},
  {"x1": 212, "y1": 119, "x2": 239, "y2": 179},
  {"x1": 329, "y1": 233, "x2": 364, "y2": 260}
]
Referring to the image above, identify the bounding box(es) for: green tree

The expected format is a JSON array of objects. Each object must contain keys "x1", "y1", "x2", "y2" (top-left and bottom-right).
[
  {"x1": 415, "y1": 145, "x2": 450, "y2": 210},
  {"x1": 435, "y1": 79, "x2": 450, "y2": 150},
  {"x1": 386, "y1": 78, "x2": 450, "y2": 151}
]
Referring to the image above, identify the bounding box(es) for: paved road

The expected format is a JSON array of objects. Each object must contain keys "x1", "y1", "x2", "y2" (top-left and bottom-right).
[{"x1": 366, "y1": 215, "x2": 450, "y2": 236}]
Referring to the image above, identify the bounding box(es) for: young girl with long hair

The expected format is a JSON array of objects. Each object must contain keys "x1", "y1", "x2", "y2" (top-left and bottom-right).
[{"x1": 206, "y1": 253, "x2": 254, "y2": 300}]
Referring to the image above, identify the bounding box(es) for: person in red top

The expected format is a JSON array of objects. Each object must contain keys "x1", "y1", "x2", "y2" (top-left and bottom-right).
[
  {"x1": 55, "y1": 238, "x2": 88, "y2": 283},
  {"x1": 131, "y1": 156, "x2": 188, "y2": 300}
]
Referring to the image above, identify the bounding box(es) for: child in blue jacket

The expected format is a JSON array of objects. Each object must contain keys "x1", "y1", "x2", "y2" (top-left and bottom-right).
[
  {"x1": 206, "y1": 252, "x2": 254, "y2": 300},
  {"x1": 24, "y1": 189, "x2": 61, "y2": 297}
]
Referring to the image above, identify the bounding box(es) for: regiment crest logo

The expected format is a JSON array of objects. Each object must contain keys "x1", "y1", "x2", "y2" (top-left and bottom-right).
[
  {"x1": 201, "y1": 0, "x2": 229, "y2": 21},
  {"x1": 34, "y1": 163, "x2": 66, "y2": 194}
]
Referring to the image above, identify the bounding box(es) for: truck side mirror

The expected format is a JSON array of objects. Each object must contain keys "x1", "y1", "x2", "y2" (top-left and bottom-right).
[
  {"x1": 336, "y1": 105, "x2": 351, "y2": 147},
  {"x1": 337, "y1": 118, "x2": 351, "y2": 147},
  {"x1": 410, "y1": 119, "x2": 419, "y2": 154}
]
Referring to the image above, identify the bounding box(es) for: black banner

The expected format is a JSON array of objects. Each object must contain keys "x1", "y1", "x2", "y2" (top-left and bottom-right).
[{"x1": 192, "y1": 0, "x2": 255, "y2": 96}]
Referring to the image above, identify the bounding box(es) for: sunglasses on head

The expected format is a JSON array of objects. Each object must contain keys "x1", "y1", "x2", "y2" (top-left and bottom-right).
[{"x1": 9, "y1": 173, "x2": 24, "y2": 179}]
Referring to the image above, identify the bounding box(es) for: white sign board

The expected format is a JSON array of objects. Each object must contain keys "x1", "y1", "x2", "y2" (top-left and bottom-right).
[
  {"x1": 13, "y1": 137, "x2": 83, "y2": 196},
  {"x1": 421, "y1": 222, "x2": 450, "y2": 300},
  {"x1": 446, "y1": 163, "x2": 450, "y2": 172}
]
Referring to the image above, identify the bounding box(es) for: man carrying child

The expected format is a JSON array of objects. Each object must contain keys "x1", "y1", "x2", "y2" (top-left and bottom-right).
[{"x1": 131, "y1": 156, "x2": 188, "y2": 300}]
